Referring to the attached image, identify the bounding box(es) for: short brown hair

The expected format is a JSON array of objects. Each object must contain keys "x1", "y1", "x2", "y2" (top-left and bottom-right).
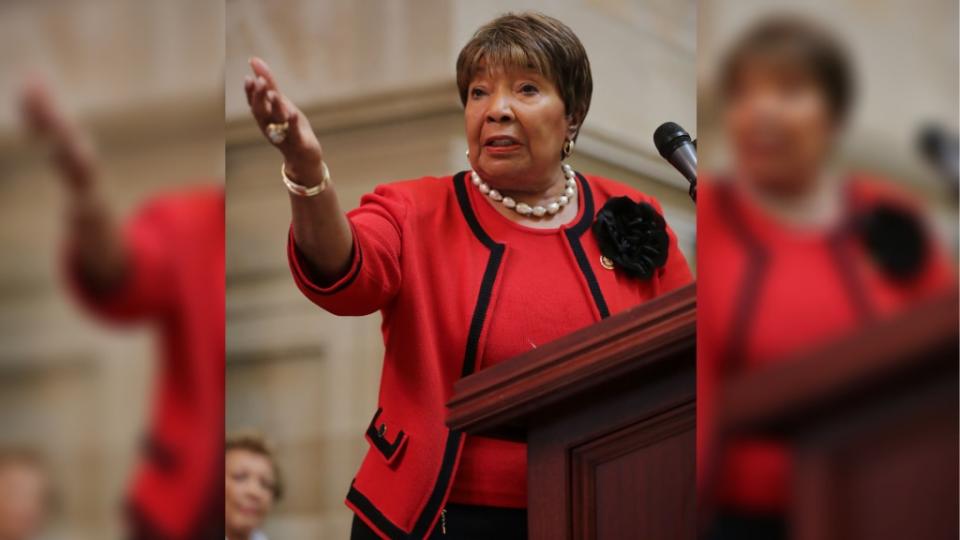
[
  {"x1": 719, "y1": 15, "x2": 855, "y2": 123},
  {"x1": 226, "y1": 432, "x2": 284, "y2": 501},
  {"x1": 456, "y1": 12, "x2": 593, "y2": 139}
]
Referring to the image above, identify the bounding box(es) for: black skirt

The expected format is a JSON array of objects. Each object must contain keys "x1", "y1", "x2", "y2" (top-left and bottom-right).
[
  {"x1": 705, "y1": 509, "x2": 787, "y2": 540},
  {"x1": 350, "y1": 503, "x2": 527, "y2": 540}
]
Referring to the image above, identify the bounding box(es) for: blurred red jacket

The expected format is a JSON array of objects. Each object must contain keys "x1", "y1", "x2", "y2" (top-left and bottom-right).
[
  {"x1": 66, "y1": 185, "x2": 224, "y2": 540},
  {"x1": 697, "y1": 175, "x2": 954, "y2": 514}
]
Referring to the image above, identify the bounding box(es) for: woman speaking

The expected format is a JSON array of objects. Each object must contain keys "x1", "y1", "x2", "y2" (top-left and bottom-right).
[
  {"x1": 698, "y1": 16, "x2": 955, "y2": 539},
  {"x1": 244, "y1": 12, "x2": 692, "y2": 539}
]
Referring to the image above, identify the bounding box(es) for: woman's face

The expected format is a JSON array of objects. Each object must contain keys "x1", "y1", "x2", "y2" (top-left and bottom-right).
[
  {"x1": 0, "y1": 463, "x2": 48, "y2": 540},
  {"x1": 465, "y1": 63, "x2": 572, "y2": 191},
  {"x1": 225, "y1": 449, "x2": 276, "y2": 537},
  {"x1": 724, "y1": 61, "x2": 836, "y2": 195}
]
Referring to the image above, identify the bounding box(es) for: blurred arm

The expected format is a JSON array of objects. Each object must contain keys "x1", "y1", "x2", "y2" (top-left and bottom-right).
[{"x1": 20, "y1": 77, "x2": 127, "y2": 295}]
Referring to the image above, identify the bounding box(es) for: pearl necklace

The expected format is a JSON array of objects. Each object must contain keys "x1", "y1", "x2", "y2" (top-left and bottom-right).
[{"x1": 470, "y1": 164, "x2": 578, "y2": 217}]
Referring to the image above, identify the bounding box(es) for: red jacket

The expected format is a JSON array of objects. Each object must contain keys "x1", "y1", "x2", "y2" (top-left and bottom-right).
[
  {"x1": 67, "y1": 186, "x2": 225, "y2": 539},
  {"x1": 288, "y1": 171, "x2": 692, "y2": 539},
  {"x1": 696, "y1": 175, "x2": 954, "y2": 513}
]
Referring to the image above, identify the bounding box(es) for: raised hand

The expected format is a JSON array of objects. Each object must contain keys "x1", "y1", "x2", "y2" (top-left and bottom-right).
[
  {"x1": 244, "y1": 57, "x2": 352, "y2": 280},
  {"x1": 244, "y1": 57, "x2": 324, "y2": 185},
  {"x1": 20, "y1": 75, "x2": 99, "y2": 193},
  {"x1": 19, "y1": 76, "x2": 123, "y2": 289}
]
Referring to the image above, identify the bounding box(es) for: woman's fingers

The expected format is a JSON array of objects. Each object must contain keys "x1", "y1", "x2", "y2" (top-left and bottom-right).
[
  {"x1": 249, "y1": 57, "x2": 279, "y2": 91},
  {"x1": 244, "y1": 56, "x2": 321, "y2": 161},
  {"x1": 19, "y1": 77, "x2": 97, "y2": 190},
  {"x1": 267, "y1": 91, "x2": 306, "y2": 149},
  {"x1": 281, "y1": 97, "x2": 310, "y2": 147},
  {"x1": 267, "y1": 90, "x2": 294, "y2": 123},
  {"x1": 21, "y1": 77, "x2": 65, "y2": 136},
  {"x1": 243, "y1": 75, "x2": 255, "y2": 107},
  {"x1": 248, "y1": 57, "x2": 288, "y2": 125},
  {"x1": 249, "y1": 76, "x2": 275, "y2": 124}
]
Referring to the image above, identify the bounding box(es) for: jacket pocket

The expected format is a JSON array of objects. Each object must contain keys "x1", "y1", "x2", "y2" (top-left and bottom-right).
[
  {"x1": 364, "y1": 407, "x2": 409, "y2": 465},
  {"x1": 142, "y1": 432, "x2": 179, "y2": 473}
]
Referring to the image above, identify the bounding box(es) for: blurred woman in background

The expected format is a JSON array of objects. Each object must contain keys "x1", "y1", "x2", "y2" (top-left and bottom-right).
[
  {"x1": 20, "y1": 79, "x2": 224, "y2": 540},
  {"x1": 697, "y1": 16, "x2": 955, "y2": 539},
  {"x1": 225, "y1": 434, "x2": 282, "y2": 540},
  {"x1": 0, "y1": 449, "x2": 50, "y2": 540},
  {"x1": 244, "y1": 11, "x2": 691, "y2": 539}
]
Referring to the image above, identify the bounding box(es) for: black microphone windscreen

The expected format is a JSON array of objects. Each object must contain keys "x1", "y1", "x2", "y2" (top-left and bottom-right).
[{"x1": 653, "y1": 122, "x2": 692, "y2": 158}]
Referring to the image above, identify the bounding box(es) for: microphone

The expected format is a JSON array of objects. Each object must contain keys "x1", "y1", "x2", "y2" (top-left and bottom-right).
[
  {"x1": 654, "y1": 122, "x2": 697, "y2": 202},
  {"x1": 917, "y1": 124, "x2": 958, "y2": 201}
]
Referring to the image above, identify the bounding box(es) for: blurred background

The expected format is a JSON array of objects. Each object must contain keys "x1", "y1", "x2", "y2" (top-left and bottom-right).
[
  {"x1": 698, "y1": 0, "x2": 958, "y2": 236},
  {"x1": 224, "y1": 0, "x2": 696, "y2": 537},
  {"x1": 697, "y1": 1, "x2": 958, "y2": 539},
  {"x1": 0, "y1": 1, "x2": 223, "y2": 538}
]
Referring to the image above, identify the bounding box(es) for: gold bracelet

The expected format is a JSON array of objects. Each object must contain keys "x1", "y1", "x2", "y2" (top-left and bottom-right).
[{"x1": 282, "y1": 161, "x2": 329, "y2": 197}]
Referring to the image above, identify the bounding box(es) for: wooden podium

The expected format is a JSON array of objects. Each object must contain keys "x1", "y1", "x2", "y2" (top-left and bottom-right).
[
  {"x1": 447, "y1": 283, "x2": 697, "y2": 540},
  {"x1": 717, "y1": 289, "x2": 959, "y2": 540}
]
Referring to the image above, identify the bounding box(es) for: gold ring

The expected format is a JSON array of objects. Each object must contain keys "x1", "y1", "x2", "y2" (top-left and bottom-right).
[{"x1": 266, "y1": 121, "x2": 289, "y2": 144}]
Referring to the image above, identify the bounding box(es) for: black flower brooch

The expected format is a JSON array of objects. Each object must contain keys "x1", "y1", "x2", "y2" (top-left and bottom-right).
[
  {"x1": 592, "y1": 196, "x2": 669, "y2": 279},
  {"x1": 855, "y1": 203, "x2": 928, "y2": 281}
]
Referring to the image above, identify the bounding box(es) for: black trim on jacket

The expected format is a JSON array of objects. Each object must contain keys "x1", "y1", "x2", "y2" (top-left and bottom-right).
[
  {"x1": 564, "y1": 173, "x2": 611, "y2": 318},
  {"x1": 717, "y1": 179, "x2": 876, "y2": 373},
  {"x1": 828, "y1": 182, "x2": 876, "y2": 322},
  {"x1": 290, "y1": 228, "x2": 365, "y2": 295},
  {"x1": 365, "y1": 408, "x2": 408, "y2": 463},
  {"x1": 716, "y1": 182, "x2": 769, "y2": 373}
]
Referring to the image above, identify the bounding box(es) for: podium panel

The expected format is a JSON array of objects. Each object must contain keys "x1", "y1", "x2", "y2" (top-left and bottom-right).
[
  {"x1": 718, "y1": 290, "x2": 959, "y2": 540},
  {"x1": 569, "y1": 402, "x2": 695, "y2": 540}
]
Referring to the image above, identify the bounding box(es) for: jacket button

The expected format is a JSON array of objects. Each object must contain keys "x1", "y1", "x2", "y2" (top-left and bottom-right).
[{"x1": 378, "y1": 424, "x2": 387, "y2": 438}]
